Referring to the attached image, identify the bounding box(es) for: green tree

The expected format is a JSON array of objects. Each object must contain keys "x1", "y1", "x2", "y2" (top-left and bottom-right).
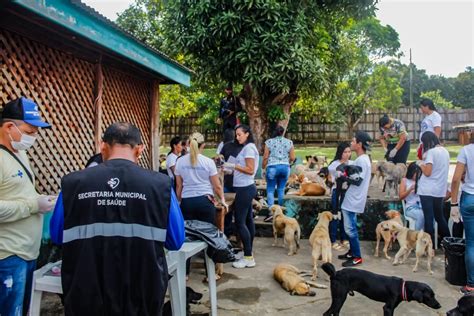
[
  {"x1": 420, "y1": 90, "x2": 456, "y2": 109},
  {"x1": 453, "y1": 67, "x2": 474, "y2": 108},
  {"x1": 157, "y1": 0, "x2": 378, "y2": 148}
]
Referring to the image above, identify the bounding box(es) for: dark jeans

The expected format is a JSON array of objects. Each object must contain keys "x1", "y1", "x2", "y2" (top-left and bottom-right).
[
  {"x1": 420, "y1": 195, "x2": 451, "y2": 245},
  {"x1": 181, "y1": 195, "x2": 216, "y2": 274},
  {"x1": 234, "y1": 184, "x2": 257, "y2": 256},
  {"x1": 386, "y1": 140, "x2": 410, "y2": 164},
  {"x1": 0, "y1": 255, "x2": 36, "y2": 316},
  {"x1": 330, "y1": 189, "x2": 347, "y2": 243},
  {"x1": 224, "y1": 186, "x2": 235, "y2": 237}
]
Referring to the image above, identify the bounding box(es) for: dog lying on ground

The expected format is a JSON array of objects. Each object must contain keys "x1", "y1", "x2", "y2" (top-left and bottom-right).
[
  {"x1": 270, "y1": 205, "x2": 301, "y2": 256},
  {"x1": 374, "y1": 210, "x2": 404, "y2": 260},
  {"x1": 309, "y1": 211, "x2": 333, "y2": 280},
  {"x1": 385, "y1": 222, "x2": 434, "y2": 274},
  {"x1": 273, "y1": 263, "x2": 327, "y2": 296},
  {"x1": 321, "y1": 262, "x2": 441, "y2": 316},
  {"x1": 447, "y1": 294, "x2": 474, "y2": 316},
  {"x1": 298, "y1": 182, "x2": 328, "y2": 196},
  {"x1": 377, "y1": 162, "x2": 407, "y2": 198},
  {"x1": 162, "y1": 286, "x2": 203, "y2": 316}
]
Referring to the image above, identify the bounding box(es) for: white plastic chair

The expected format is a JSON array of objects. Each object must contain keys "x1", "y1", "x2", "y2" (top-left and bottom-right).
[{"x1": 401, "y1": 200, "x2": 438, "y2": 249}]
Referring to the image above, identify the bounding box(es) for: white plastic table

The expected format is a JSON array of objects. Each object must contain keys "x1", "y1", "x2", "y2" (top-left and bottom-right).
[{"x1": 168, "y1": 241, "x2": 217, "y2": 316}]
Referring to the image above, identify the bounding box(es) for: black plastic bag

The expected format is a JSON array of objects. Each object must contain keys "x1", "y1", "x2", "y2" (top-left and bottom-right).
[{"x1": 185, "y1": 220, "x2": 236, "y2": 263}]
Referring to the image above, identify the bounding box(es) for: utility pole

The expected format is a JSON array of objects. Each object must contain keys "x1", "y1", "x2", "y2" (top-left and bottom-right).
[{"x1": 409, "y1": 49, "x2": 416, "y2": 141}]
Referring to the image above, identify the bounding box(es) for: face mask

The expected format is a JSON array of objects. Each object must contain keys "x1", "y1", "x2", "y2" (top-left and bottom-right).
[{"x1": 9, "y1": 125, "x2": 37, "y2": 151}]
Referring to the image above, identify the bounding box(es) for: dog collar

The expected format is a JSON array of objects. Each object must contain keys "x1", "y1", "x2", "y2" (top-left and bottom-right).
[{"x1": 401, "y1": 280, "x2": 407, "y2": 301}]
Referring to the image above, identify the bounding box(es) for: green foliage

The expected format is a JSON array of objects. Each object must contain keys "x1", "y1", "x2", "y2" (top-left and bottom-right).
[
  {"x1": 421, "y1": 90, "x2": 456, "y2": 109},
  {"x1": 453, "y1": 67, "x2": 474, "y2": 108},
  {"x1": 267, "y1": 106, "x2": 286, "y2": 123}
]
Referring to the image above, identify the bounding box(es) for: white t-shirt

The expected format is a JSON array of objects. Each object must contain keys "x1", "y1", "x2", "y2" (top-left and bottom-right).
[
  {"x1": 328, "y1": 159, "x2": 353, "y2": 191},
  {"x1": 341, "y1": 154, "x2": 371, "y2": 214},
  {"x1": 457, "y1": 144, "x2": 474, "y2": 194},
  {"x1": 174, "y1": 154, "x2": 217, "y2": 198},
  {"x1": 233, "y1": 143, "x2": 259, "y2": 187},
  {"x1": 420, "y1": 111, "x2": 442, "y2": 141},
  {"x1": 166, "y1": 153, "x2": 179, "y2": 179},
  {"x1": 403, "y1": 178, "x2": 421, "y2": 208},
  {"x1": 418, "y1": 146, "x2": 450, "y2": 197},
  {"x1": 216, "y1": 142, "x2": 224, "y2": 155}
]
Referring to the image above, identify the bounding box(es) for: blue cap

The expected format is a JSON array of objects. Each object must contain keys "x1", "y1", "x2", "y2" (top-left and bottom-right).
[{"x1": 1, "y1": 97, "x2": 51, "y2": 128}]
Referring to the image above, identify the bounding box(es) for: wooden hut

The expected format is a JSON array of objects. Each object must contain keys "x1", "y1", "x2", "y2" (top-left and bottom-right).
[{"x1": 0, "y1": 0, "x2": 191, "y2": 195}]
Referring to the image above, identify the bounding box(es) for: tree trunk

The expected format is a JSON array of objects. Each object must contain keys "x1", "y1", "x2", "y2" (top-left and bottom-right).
[
  {"x1": 276, "y1": 93, "x2": 298, "y2": 136},
  {"x1": 239, "y1": 84, "x2": 267, "y2": 151}
]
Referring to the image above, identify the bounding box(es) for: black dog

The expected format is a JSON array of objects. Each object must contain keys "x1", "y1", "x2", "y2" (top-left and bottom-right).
[
  {"x1": 447, "y1": 294, "x2": 474, "y2": 316},
  {"x1": 322, "y1": 263, "x2": 441, "y2": 316},
  {"x1": 162, "y1": 286, "x2": 203, "y2": 316}
]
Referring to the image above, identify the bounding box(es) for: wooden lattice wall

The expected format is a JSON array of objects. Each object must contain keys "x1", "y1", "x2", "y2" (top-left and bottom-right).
[{"x1": 0, "y1": 29, "x2": 153, "y2": 195}]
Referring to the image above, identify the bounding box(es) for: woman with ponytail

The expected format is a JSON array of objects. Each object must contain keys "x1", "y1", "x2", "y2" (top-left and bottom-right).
[
  {"x1": 399, "y1": 162, "x2": 424, "y2": 230},
  {"x1": 223, "y1": 124, "x2": 259, "y2": 268},
  {"x1": 175, "y1": 132, "x2": 227, "y2": 223}
]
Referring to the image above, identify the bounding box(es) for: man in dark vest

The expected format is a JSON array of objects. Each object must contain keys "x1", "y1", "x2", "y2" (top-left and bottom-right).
[
  {"x1": 219, "y1": 85, "x2": 241, "y2": 132},
  {"x1": 50, "y1": 122, "x2": 185, "y2": 316}
]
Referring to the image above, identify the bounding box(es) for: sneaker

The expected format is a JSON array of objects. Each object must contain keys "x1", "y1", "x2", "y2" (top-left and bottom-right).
[
  {"x1": 232, "y1": 257, "x2": 256, "y2": 269},
  {"x1": 460, "y1": 285, "x2": 474, "y2": 295},
  {"x1": 342, "y1": 257, "x2": 363, "y2": 267},
  {"x1": 338, "y1": 251, "x2": 353, "y2": 260},
  {"x1": 234, "y1": 251, "x2": 244, "y2": 260}
]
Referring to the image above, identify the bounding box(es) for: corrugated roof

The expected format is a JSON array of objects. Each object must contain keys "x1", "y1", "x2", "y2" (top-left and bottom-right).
[{"x1": 70, "y1": 0, "x2": 193, "y2": 74}]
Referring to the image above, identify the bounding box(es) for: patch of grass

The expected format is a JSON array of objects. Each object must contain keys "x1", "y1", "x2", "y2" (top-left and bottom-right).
[{"x1": 162, "y1": 143, "x2": 461, "y2": 163}]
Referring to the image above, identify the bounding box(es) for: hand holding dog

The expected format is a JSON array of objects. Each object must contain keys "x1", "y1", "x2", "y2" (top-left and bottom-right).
[
  {"x1": 450, "y1": 205, "x2": 461, "y2": 223},
  {"x1": 388, "y1": 148, "x2": 398, "y2": 159}
]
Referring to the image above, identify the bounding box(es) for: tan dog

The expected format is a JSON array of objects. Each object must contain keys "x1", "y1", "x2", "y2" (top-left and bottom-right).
[
  {"x1": 309, "y1": 211, "x2": 333, "y2": 280},
  {"x1": 385, "y1": 222, "x2": 434, "y2": 274},
  {"x1": 374, "y1": 210, "x2": 403, "y2": 259},
  {"x1": 273, "y1": 263, "x2": 327, "y2": 296},
  {"x1": 270, "y1": 205, "x2": 301, "y2": 256},
  {"x1": 299, "y1": 182, "x2": 327, "y2": 196}
]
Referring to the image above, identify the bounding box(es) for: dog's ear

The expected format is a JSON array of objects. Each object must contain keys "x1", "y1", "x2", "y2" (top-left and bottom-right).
[{"x1": 281, "y1": 206, "x2": 287, "y2": 211}]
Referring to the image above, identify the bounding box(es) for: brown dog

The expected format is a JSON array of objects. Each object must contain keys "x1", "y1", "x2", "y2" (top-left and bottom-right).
[
  {"x1": 270, "y1": 205, "x2": 301, "y2": 256},
  {"x1": 374, "y1": 210, "x2": 403, "y2": 260},
  {"x1": 273, "y1": 263, "x2": 327, "y2": 296},
  {"x1": 299, "y1": 182, "x2": 327, "y2": 196},
  {"x1": 385, "y1": 222, "x2": 434, "y2": 274},
  {"x1": 309, "y1": 211, "x2": 333, "y2": 280}
]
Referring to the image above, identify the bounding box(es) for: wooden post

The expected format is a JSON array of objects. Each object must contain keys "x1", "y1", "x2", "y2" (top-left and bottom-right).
[
  {"x1": 150, "y1": 80, "x2": 160, "y2": 171},
  {"x1": 93, "y1": 60, "x2": 103, "y2": 153}
]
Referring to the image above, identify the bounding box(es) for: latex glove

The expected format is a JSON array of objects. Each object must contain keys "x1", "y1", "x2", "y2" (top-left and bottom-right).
[
  {"x1": 222, "y1": 201, "x2": 229, "y2": 214},
  {"x1": 388, "y1": 148, "x2": 398, "y2": 159},
  {"x1": 450, "y1": 205, "x2": 461, "y2": 223},
  {"x1": 223, "y1": 162, "x2": 236, "y2": 170},
  {"x1": 333, "y1": 211, "x2": 342, "y2": 220},
  {"x1": 415, "y1": 160, "x2": 424, "y2": 167},
  {"x1": 37, "y1": 195, "x2": 57, "y2": 214}
]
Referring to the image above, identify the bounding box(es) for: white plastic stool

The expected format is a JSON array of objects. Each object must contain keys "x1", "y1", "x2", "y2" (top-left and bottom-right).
[{"x1": 168, "y1": 241, "x2": 217, "y2": 316}]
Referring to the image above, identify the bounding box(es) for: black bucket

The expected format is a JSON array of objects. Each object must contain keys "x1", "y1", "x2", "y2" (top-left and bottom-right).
[{"x1": 442, "y1": 237, "x2": 467, "y2": 286}]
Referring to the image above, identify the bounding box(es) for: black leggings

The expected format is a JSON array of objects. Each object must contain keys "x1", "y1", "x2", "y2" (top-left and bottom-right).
[
  {"x1": 420, "y1": 195, "x2": 451, "y2": 245},
  {"x1": 234, "y1": 184, "x2": 257, "y2": 256},
  {"x1": 386, "y1": 140, "x2": 410, "y2": 164}
]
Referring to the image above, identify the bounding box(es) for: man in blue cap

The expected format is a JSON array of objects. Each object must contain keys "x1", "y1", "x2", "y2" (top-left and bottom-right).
[{"x1": 0, "y1": 97, "x2": 56, "y2": 316}]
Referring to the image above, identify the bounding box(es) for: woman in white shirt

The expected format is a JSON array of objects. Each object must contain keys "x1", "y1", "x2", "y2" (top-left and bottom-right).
[
  {"x1": 450, "y1": 136, "x2": 474, "y2": 294},
  {"x1": 418, "y1": 98, "x2": 442, "y2": 159},
  {"x1": 175, "y1": 132, "x2": 226, "y2": 223},
  {"x1": 417, "y1": 131, "x2": 450, "y2": 245},
  {"x1": 166, "y1": 136, "x2": 182, "y2": 183},
  {"x1": 327, "y1": 142, "x2": 351, "y2": 250},
  {"x1": 224, "y1": 125, "x2": 259, "y2": 269},
  {"x1": 399, "y1": 162, "x2": 424, "y2": 230}
]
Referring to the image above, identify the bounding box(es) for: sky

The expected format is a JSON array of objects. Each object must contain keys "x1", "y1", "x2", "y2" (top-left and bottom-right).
[{"x1": 82, "y1": 0, "x2": 473, "y2": 78}]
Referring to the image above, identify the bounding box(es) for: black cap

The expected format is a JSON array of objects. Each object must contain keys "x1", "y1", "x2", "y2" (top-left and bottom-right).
[
  {"x1": 355, "y1": 131, "x2": 372, "y2": 151},
  {"x1": 1, "y1": 97, "x2": 51, "y2": 128}
]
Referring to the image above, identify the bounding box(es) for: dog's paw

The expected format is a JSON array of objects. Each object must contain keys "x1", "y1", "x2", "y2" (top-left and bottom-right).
[
  {"x1": 412, "y1": 268, "x2": 418, "y2": 273},
  {"x1": 385, "y1": 256, "x2": 392, "y2": 260},
  {"x1": 272, "y1": 243, "x2": 276, "y2": 247},
  {"x1": 429, "y1": 270, "x2": 434, "y2": 275}
]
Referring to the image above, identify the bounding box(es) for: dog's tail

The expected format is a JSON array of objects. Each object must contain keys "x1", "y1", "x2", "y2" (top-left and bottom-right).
[
  {"x1": 321, "y1": 262, "x2": 336, "y2": 278},
  {"x1": 295, "y1": 225, "x2": 301, "y2": 249}
]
